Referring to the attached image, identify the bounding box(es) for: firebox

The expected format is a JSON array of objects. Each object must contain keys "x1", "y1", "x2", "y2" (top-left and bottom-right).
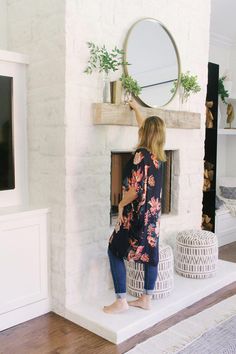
[{"x1": 110, "y1": 150, "x2": 172, "y2": 223}]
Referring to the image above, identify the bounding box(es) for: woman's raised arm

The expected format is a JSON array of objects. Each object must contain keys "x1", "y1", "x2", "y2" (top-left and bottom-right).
[{"x1": 128, "y1": 100, "x2": 145, "y2": 128}]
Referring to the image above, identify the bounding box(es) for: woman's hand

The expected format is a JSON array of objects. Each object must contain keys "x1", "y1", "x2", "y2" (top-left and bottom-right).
[
  {"x1": 128, "y1": 99, "x2": 139, "y2": 112},
  {"x1": 118, "y1": 202, "x2": 124, "y2": 225}
]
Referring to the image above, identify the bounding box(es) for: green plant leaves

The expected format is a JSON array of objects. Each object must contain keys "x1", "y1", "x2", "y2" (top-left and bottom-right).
[
  {"x1": 120, "y1": 74, "x2": 142, "y2": 96},
  {"x1": 218, "y1": 76, "x2": 229, "y2": 104},
  {"x1": 84, "y1": 42, "x2": 129, "y2": 75},
  {"x1": 170, "y1": 71, "x2": 201, "y2": 100}
]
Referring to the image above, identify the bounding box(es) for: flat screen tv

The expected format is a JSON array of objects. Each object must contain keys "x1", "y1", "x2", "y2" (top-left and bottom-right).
[{"x1": 0, "y1": 75, "x2": 15, "y2": 190}]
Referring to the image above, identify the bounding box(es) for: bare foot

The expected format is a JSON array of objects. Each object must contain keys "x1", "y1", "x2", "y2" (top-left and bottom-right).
[
  {"x1": 128, "y1": 294, "x2": 152, "y2": 310},
  {"x1": 103, "y1": 299, "x2": 129, "y2": 314}
]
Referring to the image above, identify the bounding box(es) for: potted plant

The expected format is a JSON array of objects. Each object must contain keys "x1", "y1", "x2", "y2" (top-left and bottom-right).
[
  {"x1": 120, "y1": 74, "x2": 142, "y2": 103},
  {"x1": 171, "y1": 71, "x2": 201, "y2": 105},
  {"x1": 218, "y1": 76, "x2": 229, "y2": 104},
  {"x1": 84, "y1": 42, "x2": 128, "y2": 103}
]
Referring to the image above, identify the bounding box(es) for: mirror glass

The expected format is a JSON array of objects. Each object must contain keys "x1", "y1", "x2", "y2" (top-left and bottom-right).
[{"x1": 124, "y1": 18, "x2": 180, "y2": 107}]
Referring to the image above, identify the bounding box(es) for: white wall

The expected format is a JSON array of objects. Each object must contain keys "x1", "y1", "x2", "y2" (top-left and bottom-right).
[
  {"x1": 7, "y1": 0, "x2": 66, "y2": 314},
  {"x1": 209, "y1": 42, "x2": 230, "y2": 76},
  {"x1": 0, "y1": 0, "x2": 7, "y2": 49},
  {"x1": 229, "y1": 47, "x2": 236, "y2": 97},
  {"x1": 226, "y1": 137, "x2": 236, "y2": 176},
  {"x1": 7, "y1": 0, "x2": 211, "y2": 314}
]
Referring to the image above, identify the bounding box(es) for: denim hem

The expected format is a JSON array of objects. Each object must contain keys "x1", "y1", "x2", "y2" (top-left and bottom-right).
[{"x1": 116, "y1": 292, "x2": 127, "y2": 299}]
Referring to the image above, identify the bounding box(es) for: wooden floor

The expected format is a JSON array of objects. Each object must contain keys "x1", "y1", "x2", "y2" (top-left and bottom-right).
[{"x1": 1, "y1": 242, "x2": 236, "y2": 354}]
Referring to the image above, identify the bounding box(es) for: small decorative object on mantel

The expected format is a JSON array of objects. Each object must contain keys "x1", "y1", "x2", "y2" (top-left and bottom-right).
[
  {"x1": 226, "y1": 103, "x2": 235, "y2": 129},
  {"x1": 119, "y1": 73, "x2": 142, "y2": 104},
  {"x1": 205, "y1": 101, "x2": 214, "y2": 128},
  {"x1": 171, "y1": 70, "x2": 201, "y2": 108},
  {"x1": 84, "y1": 42, "x2": 129, "y2": 103}
]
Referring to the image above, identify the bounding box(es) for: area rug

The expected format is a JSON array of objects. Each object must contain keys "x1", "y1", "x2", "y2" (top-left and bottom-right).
[
  {"x1": 126, "y1": 294, "x2": 236, "y2": 354},
  {"x1": 177, "y1": 315, "x2": 236, "y2": 353}
]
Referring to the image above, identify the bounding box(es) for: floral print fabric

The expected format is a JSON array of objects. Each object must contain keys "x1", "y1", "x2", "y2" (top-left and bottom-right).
[{"x1": 108, "y1": 147, "x2": 163, "y2": 266}]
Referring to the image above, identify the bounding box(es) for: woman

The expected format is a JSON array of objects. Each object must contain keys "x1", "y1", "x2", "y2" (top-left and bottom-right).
[{"x1": 103, "y1": 100, "x2": 166, "y2": 314}]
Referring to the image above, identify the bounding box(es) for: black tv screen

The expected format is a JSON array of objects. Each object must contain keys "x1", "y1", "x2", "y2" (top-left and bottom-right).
[{"x1": 0, "y1": 75, "x2": 15, "y2": 190}]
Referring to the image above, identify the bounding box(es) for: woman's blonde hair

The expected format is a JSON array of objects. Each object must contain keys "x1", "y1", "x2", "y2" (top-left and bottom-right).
[{"x1": 137, "y1": 116, "x2": 166, "y2": 161}]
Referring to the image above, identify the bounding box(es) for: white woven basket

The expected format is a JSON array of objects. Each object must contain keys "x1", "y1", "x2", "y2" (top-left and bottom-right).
[
  {"x1": 125, "y1": 243, "x2": 174, "y2": 299},
  {"x1": 175, "y1": 229, "x2": 218, "y2": 279}
]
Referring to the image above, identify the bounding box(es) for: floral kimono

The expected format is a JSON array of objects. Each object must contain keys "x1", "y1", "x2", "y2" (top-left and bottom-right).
[{"x1": 108, "y1": 147, "x2": 163, "y2": 266}]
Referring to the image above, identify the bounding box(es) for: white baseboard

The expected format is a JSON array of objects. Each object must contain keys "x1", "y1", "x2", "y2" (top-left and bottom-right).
[{"x1": 0, "y1": 298, "x2": 51, "y2": 332}]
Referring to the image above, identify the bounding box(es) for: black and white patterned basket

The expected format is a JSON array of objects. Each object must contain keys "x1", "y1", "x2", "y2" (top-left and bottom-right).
[
  {"x1": 125, "y1": 243, "x2": 174, "y2": 299},
  {"x1": 175, "y1": 229, "x2": 218, "y2": 279}
]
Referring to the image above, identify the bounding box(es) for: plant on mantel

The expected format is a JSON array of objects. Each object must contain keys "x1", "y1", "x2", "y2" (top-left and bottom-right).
[
  {"x1": 171, "y1": 71, "x2": 201, "y2": 104},
  {"x1": 84, "y1": 42, "x2": 129, "y2": 103},
  {"x1": 119, "y1": 73, "x2": 142, "y2": 103}
]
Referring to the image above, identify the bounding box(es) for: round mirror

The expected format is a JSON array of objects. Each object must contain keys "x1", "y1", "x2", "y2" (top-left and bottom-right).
[{"x1": 124, "y1": 18, "x2": 180, "y2": 107}]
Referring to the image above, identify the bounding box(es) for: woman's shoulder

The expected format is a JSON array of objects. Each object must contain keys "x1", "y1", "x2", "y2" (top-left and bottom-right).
[
  {"x1": 133, "y1": 148, "x2": 150, "y2": 165},
  {"x1": 134, "y1": 147, "x2": 164, "y2": 169},
  {"x1": 134, "y1": 147, "x2": 151, "y2": 156}
]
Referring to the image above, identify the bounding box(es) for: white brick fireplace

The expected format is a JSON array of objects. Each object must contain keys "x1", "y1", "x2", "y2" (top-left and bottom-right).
[
  {"x1": 6, "y1": 0, "x2": 211, "y2": 322},
  {"x1": 65, "y1": 121, "x2": 205, "y2": 305},
  {"x1": 64, "y1": 0, "x2": 210, "y2": 307}
]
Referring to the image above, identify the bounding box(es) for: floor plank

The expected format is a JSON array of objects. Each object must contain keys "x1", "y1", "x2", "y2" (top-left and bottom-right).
[
  {"x1": 219, "y1": 241, "x2": 236, "y2": 263},
  {"x1": 0, "y1": 242, "x2": 235, "y2": 354}
]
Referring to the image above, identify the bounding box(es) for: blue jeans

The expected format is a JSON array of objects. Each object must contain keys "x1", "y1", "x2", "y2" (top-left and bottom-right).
[{"x1": 107, "y1": 247, "x2": 158, "y2": 299}]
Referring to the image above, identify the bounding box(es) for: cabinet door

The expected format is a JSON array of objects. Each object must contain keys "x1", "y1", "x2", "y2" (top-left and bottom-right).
[{"x1": 0, "y1": 214, "x2": 48, "y2": 314}]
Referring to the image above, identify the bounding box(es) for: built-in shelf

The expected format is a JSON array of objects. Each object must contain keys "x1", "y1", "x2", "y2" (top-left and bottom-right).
[
  {"x1": 93, "y1": 103, "x2": 201, "y2": 129},
  {"x1": 218, "y1": 129, "x2": 236, "y2": 135}
]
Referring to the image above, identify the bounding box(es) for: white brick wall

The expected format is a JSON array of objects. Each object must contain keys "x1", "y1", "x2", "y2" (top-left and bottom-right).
[
  {"x1": 64, "y1": 0, "x2": 211, "y2": 305},
  {"x1": 0, "y1": 0, "x2": 7, "y2": 49},
  {"x1": 7, "y1": 0, "x2": 211, "y2": 312},
  {"x1": 7, "y1": 0, "x2": 66, "y2": 315}
]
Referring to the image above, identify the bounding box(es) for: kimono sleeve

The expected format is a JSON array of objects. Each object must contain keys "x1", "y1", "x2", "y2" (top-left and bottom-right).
[{"x1": 130, "y1": 150, "x2": 146, "y2": 202}]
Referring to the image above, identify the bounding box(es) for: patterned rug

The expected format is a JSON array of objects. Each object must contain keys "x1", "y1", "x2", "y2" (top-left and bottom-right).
[
  {"x1": 127, "y1": 294, "x2": 236, "y2": 354},
  {"x1": 177, "y1": 315, "x2": 236, "y2": 353}
]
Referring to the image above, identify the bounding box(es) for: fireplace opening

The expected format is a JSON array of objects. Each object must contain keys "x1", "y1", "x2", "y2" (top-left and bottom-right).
[{"x1": 110, "y1": 150, "x2": 172, "y2": 224}]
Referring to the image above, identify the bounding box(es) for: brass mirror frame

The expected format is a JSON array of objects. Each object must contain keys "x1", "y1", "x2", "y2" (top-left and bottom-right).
[{"x1": 124, "y1": 18, "x2": 181, "y2": 108}]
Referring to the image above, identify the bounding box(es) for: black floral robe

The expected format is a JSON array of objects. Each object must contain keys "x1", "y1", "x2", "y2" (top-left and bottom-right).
[{"x1": 108, "y1": 147, "x2": 163, "y2": 266}]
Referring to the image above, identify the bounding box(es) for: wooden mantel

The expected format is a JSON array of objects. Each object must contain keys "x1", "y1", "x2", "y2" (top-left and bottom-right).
[{"x1": 93, "y1": 103, "x2": 201, "y2": 129}]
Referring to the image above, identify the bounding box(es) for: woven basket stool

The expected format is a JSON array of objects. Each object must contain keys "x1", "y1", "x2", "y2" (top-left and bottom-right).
[
  {"x1": 125, "y1": 243, "x2": 174, "y2": 299},
  {"x1": 175, "y1": 229, "x2": 218, "y2": 279}
]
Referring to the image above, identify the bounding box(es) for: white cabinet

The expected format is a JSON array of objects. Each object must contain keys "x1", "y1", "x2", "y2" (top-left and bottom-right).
[
  {"x1": 0, "y1": 51, "x2": 51, "y2": 330},
  {"x1": 0, "y1": 207, "x2": 50, "y2": 331},
  {"x1": 215, "y1": 208, "x2": 236, "y2": 246}
]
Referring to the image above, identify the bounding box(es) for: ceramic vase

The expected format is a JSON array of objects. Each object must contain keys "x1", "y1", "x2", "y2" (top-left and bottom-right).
[
  {"x1": 178, "y1": 86, "x2": 189, "y2": 111},
  {"x1": 102, "y1": 73, "x2": 111, "y2": 103}
]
